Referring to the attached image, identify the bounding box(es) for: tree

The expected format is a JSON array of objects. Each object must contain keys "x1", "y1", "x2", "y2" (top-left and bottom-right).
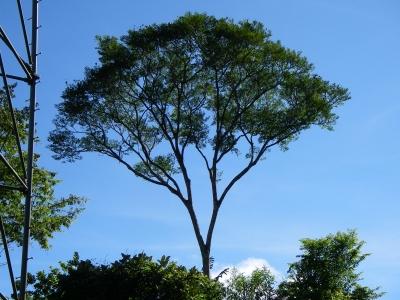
[
  {"x1": 277, "y1": 230, "x2": 383, "y2": 300},
  {"x1": 225, "y1": 267, "x2": 276, "y2": 300},
  {"x1": 29, "y1": 252, "x2": 223, "y2": 300},
  {"x1": 0, "y1": 87, "x2": 85, "y2": 250},
  {"x1": 48, "y1": 13, "x2": 350, "y2": 276}
]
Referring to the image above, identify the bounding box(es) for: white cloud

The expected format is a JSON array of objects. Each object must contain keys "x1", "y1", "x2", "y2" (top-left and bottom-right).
[{"x1": 211, "y1": 257, "x2": 282, "y2": 283}]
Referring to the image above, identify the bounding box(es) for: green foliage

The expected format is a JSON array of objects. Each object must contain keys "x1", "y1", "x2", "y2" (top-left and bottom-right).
[
  {"x1": 277, "y1": 230, "x2": 383, "y2": 300},
  {"x1": 49, "y1": 13, "x2": 349, "y2": 167},
  {"x1": 225, "y1": 267, "x2": 276, "y2": 300},
  {"x1": 29, "y1": 252, "x2": 223, "y2": 300},
  {"x1": 48, "y1": 13, "x2": 350, "y2": 275},
  {"x1": 27, "y1": 231, "x2": 382, "y2": 300},
  {"x1": 0, "y1": 87, "x2": 85, "y2": 249}
]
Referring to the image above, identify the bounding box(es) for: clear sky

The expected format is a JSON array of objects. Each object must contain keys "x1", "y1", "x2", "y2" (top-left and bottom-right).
[{"x1": 1, "y1": 0, "x2": 399, "y2": 298}]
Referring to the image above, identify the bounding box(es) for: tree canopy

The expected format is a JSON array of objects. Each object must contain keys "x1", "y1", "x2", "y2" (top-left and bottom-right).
[
  {"x1": 0, "y1": 87, "x2": 85, "y2": 250},
  {"x1": 49, "y1": 13, "x2": 350, "y2": 275},
  {"x1": 277, "y1": 230, "x2": 383, "y2": 300},
  {"x1": 225, "y1": 267, "x2": 275, "y2": 300},
  {"x1": 29, "y1": 252, "x2": 223, "y2": 300}
]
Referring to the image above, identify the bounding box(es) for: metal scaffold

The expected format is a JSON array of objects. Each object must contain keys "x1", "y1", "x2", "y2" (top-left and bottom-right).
[{"x1": 0, "y1": 0, "x2": 40, "y2": 299}]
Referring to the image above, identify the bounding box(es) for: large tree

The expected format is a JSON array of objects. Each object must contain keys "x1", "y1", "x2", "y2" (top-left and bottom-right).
[
  {"x1": 0, "y1": 87, "x2": 85, "y2": 251},
  {"x1": 49, "y1": 14, "x2": 350, "y2": 276}
]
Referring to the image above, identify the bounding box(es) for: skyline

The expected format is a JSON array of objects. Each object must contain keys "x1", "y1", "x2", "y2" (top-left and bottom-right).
[{"x1": 1, "y1": 0, "x2": 399, "y2": 298}]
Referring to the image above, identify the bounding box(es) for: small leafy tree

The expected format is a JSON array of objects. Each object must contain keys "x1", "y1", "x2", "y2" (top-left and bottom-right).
[
  {"x1": 0, "y1": 87, "x2": 85, "y2": 250},
  {"x1": 225, "y1": 267, "x2": 276, "y2": 300},
  {"x1": 49, "y1": 13, "x2": 350, "y2": 275},
  {"x1": 277, "y1": 230, "x2": 383, "y2": 300},
  {"x1": 29, "y1": 252, "x2": 223, "y2": 300}
]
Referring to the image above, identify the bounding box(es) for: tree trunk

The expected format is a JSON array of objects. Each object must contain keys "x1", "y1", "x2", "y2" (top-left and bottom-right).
[
  {"x1": 184, "y1": 199, "x2": 221, "y2": 277},
  {"x1": 201, "y1": 245, "x2": 211, "y2": 277},
  {"x1": 184, "y1": 200, "x2": 212, "y2": 276}
]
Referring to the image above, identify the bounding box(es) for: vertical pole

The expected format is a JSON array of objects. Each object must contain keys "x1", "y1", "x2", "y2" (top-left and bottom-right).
[
  {"x1": 0, "y1": 217, "x2": 18, "y2": 299},
  {"x1": 16, "y1": 0, "x2": 32, "y2": 65},
  {"x1": 19, "y1": 0, "x2": 38, "y2": 298},
  {"x1": 0, "y1": 293, "x2": 8, "y2": 300},
  {"x1": 0, "y1": 53, "x2": 27, "y2": 178}
]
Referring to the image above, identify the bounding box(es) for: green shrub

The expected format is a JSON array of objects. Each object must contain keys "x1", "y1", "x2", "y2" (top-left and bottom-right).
[{"x1": 29, "y1": 252, "x2": 223, "y2": 300}]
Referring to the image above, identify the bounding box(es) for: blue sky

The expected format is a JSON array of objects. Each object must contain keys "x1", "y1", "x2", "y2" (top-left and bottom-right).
[{"x1": 1, "y1": 0, "x2": 399, "y2": 298}]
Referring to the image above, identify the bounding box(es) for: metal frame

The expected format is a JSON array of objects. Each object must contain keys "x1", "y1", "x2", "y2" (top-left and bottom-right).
[{"x1": 0, "y1": 1, "x2": 39, "y2": 299}]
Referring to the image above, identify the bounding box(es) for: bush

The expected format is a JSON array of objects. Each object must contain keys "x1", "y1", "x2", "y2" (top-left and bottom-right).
[
  {"x1": 29, "y1": 253, "x2": 223, "y2": 300},
  {"x1": 277, "y1": 230, "x2": 383, "y2": 300},
  {"x1": 28, "y1": 231, "x2": 382, "y2": 300},
  {"x1": 225, "y1": 267, "x2": 276, "y2": 300}
]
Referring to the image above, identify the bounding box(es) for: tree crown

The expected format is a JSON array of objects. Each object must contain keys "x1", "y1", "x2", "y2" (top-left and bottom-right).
[
  {"x1": 278, "y1": 230, "x2": 383, "y2": 300},
  {"x1": 49, "y1": 14, "x2": 349, "y2": 203}
]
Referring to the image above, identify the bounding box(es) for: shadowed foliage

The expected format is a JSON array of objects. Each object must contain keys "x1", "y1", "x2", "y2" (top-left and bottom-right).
[
  {"x1": 29, "y1": 252, "x2": 223, "y2": 300},
  {"x1": 29, "y1": 231, "x2": 381, "y2": 299}
]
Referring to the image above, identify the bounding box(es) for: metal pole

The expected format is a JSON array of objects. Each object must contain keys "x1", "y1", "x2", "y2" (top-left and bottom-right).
[
  {"x1": 0, "y1": 293, "x2": 8, "y2": 300},
  {"x1": 0, "y1": 73, "x2": 30, "y2": 83},
  {"x1": 0, "y1": 217, "x2": 18, "y2": 299},
  {"x1": 16, "y1": 0, "x2": 32, "y2": 65},
  {"x1": 0, "y1": 27, "x2": 32, "y2": 80},
  {"x1": 0, "y1": 53, "x2": 27, "y2": 178},
  {"x1": 0, "y1": 153, "x2": 28, "y2": 190},
  {"x1": 19, "y1": 0, "x2": 39, "y2": 298},
  {"x1": 0, "y1": 184, "x2": 25, "y2": 192}
]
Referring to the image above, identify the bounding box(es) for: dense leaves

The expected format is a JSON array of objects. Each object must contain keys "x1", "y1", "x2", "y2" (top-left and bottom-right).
[
  {"x1": 29, "y1": 252, "x2": 223, "y2": 300},
  {"x1": 49, "y1": 13, "x2": 350, "y2": 275},
  {"x1": 224, "y1": 231, "x2": 382, "y2": 300},
  {"x1": 277, "y1": 230, "x2": 383, "y2": 300},
  {"x1": 50, "y1": 13, "x2": 349, "y2": 172},
  {"x1": 225, "y1": 267, "x2": 276, "y2": 300},
  {"x1": 29, "y1": 231, "x2": 381, "y2": 300},
  {"x1": 0, "y1": 87, "x2": 85, "y2": 249}
]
